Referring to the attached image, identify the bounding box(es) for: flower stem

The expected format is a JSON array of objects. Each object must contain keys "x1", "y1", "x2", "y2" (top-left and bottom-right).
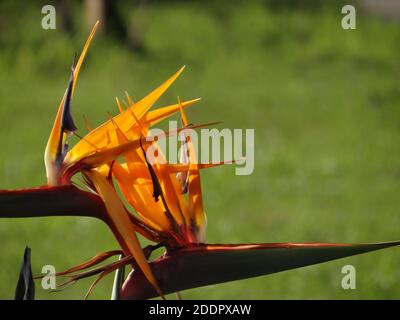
[{"x1": 0, "y1": 185, "x2": 107, "y2": 220}]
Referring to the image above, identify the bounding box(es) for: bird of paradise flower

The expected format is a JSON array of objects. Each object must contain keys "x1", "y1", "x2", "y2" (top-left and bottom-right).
[{"x1": 0, "y1": 21, "x2": 399, "y2": 300}]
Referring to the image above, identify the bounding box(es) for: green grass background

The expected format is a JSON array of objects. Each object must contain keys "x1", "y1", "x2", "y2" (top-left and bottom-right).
[{"x1": 0, "y1": 1, "x2": 399, "y2": 299}]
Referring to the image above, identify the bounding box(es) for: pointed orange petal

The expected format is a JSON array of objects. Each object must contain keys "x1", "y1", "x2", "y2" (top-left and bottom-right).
[
  {"x1": 133, "y1": 66, "x2": 186, "y2": 117},
  {"x1": 66, "y1": 69, "x2": 190, "y2": 167},
  {"x1": 44, "y1": 22, "x2": 98, "y2": 186},
  {"x1": 86, "y1": 170, "x2": 162, "y2": 297},
  {"x1": 116, "y1": 97, "x2": 125, "y2": 114},
  {"x1": 178, "y1": 104, "x2": 206, "y2": 242},
  {"x1": 71, "y1": 21, "x2": 99, "y2": 95}
]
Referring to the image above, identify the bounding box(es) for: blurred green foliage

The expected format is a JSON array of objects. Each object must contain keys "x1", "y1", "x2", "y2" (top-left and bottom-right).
[{"x1": 0, "y1": 1, "x2": 399, "y2": 299}]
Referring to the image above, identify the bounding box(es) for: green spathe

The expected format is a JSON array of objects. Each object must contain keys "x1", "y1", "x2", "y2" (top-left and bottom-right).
[{"x1": 121, "y1": 241, "x2": 400, "y2": 299}]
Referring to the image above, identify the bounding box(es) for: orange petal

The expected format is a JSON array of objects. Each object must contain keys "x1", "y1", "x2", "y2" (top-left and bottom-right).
[
  {"x1": 44, "y1": 22, "x2": 98, "y2": 186},
  {"x1": 86, "y1": 170, "x2": 162, "y2": 297},
  {"x1": 178, "y1": 104, "x2": 206, "y2": 242},
  {"x1": 66, "y1": 67, "x2": 186, "y2": 165}
]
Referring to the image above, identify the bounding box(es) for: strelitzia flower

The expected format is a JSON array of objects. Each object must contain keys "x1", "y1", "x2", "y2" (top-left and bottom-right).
[
  {"x1": 41, "y1": 21, "x2": 221, "y2": 297},
  {"x1": 0, "y1": 22, "x2": 399, "y2": 300}
]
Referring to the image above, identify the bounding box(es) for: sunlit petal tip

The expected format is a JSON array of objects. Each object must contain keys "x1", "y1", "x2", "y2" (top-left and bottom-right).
[
  {"x1": 125, "y1": 91, "x2": 134, "y2": 106},
  {"x1": 115, "y1": 97, "x2": 125, "y2": 113}
]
